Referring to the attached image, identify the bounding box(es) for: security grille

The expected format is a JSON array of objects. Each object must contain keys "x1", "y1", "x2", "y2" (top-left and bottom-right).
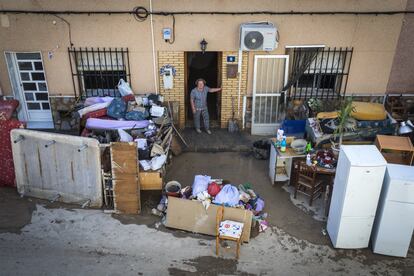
[
  {"x1": 287, "y1": 47, "x2": 353, "y2": 100},
  {"x1": 68, "y1": 47, "x2": 131, "y2": 99}
]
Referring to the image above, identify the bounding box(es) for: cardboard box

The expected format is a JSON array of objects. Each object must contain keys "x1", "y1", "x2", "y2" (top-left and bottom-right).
[{"x1": 165, "y1": 197, "x2": 253, "y2": 242}]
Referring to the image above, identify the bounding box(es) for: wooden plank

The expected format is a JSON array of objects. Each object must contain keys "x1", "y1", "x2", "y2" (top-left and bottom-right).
[
  {"x1": 110, "y1": 142, "x2": 140, "y2": 214},
  {"x1": 139, "y1": 171, "x2": 163, "y2": 190}
]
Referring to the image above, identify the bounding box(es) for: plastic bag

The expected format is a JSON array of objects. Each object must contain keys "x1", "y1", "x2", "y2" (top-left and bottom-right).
[
  {"x1": 213, "y1": 184, "x2": 240, "y2": 207},
  {"x1": 118, "y1": 129, "x2": 133, "y2": 142},
  {"x1": 107, "y1": 98, "x2": 127, "y2": 119},
  {"x1": 117, "y1": 79, "x2": 133, "y2": 96},
  {"x1": 192, "y1": 175, "x2": 211, "y2": 197},
  {"x1": 151, "y1": 154, "x2": 167, "y2": 170}
]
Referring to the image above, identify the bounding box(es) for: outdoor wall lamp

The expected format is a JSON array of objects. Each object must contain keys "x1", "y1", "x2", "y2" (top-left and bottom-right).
[{"x1": 200, "y1": 38, "x2": 208, "y2": 54}]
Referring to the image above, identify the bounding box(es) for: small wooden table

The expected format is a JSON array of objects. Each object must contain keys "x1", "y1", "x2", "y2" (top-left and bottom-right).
[{"x1": 375, "y1": 135, "x2": 414, "y2": 165}]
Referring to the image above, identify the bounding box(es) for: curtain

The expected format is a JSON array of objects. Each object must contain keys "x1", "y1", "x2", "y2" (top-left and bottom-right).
[{"x1": 282, "y1": 47, "x2": 320, "y2": 99}]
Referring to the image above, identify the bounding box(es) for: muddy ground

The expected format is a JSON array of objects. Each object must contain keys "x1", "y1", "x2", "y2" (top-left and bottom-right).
[{"x1": 0, "y1": 152, "x2": 413, "y2": 275}]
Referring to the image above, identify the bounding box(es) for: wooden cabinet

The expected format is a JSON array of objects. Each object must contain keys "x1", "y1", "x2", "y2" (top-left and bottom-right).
[{"x1": 375, "y1": 135, "x2": 414, "y2": 166}]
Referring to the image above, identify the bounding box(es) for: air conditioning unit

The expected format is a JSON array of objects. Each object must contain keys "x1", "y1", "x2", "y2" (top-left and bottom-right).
[{"x1": 240, "y1": 22, "x2": 278, "y2": 51}]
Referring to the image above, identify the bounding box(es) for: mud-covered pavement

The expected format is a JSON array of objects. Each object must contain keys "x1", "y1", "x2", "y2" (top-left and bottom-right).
[{"x1": 0, "y1": 152, "x2": 413, "y2": 275}]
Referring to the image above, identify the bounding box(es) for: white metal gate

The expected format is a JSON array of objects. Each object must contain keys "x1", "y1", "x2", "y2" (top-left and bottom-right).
[
  {"x1": 252, "y1": 55, "x2": 289, "y2": 135},
  {"x1": 5, "y1": 52, "x2": 53, "y2": 128}
]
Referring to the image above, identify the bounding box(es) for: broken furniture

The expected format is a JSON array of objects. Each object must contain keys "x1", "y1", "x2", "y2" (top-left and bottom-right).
[
  {"x1": 294, "y1": 161, "x2": 323, "y2": 207},
  {"x1": 11, "y1": 129, "x2": 102, "y2": 206},
  {"x1": 110, "y1": 142, "x2": 141, "y2": 214},
  {"x1": 375, "y1": 135, "x2": 414, "y2": 166},
  {"x1": 0, "y1": 99, "x2": 25, "y2": 187},
  {"x1": 165, "y1": 196, "x2": 252, "y2": 243},
  {"x1": 385, "y1": 95, "x2": 414, "y2": 122},
  {"x1": 216, "y1": 205, "x2": 244, "y2": 259},
  {"x1": 269, "y1": 139, "x2": 306, "y2": 184}
]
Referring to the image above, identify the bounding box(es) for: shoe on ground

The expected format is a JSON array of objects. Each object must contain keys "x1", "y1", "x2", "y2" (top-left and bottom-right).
[
  {"x1": 196, "y1": 128, "x2": 202, "y2": 133},
  {"x1": 206, "y1": 129, "x2": 212, "y2": 135}
]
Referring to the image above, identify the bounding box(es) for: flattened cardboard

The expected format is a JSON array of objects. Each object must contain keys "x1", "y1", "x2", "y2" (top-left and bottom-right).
[{"x1": 166, "y1": 196, "x2": 252, "y2": 242}]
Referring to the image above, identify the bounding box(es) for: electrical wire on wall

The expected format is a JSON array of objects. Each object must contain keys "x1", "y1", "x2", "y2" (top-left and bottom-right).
[
  {"x1": 133, "y1": 6, "x2": 175, "y2": 44},
  {"x1": 52, "y1": 14, "x2": 74, "y2": 47}
]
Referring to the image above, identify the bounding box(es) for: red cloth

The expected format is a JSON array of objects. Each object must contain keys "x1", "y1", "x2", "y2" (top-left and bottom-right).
[
  {"x1": 0, "y1": 119, "x2": 25, "y2": 187},
  {"x1": 82, "y1": 108, "x2": 107, "y2": 119},
  {"x1": 122, "y1": 94, "x2": 135, "y2": 103},
  {"x1": 0, "y1": 99, "x2": 19, "y2": 120}
]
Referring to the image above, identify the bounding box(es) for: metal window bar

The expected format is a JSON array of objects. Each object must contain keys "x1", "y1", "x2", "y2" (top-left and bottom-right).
[
  {"x1": 68, "y1": 47, "x2": 131, "y2": 99},
  {"x1": 288, "y1": 47, "x2": 353, "y2": 100}
]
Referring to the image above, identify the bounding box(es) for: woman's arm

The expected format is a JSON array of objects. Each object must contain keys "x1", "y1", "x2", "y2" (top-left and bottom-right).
[
  {"x1": 208, "y1": 87, "x2": 222, "y2": 93},
  {"x1": 190, "y1": 98, "x2": 196, "y2": 113}
]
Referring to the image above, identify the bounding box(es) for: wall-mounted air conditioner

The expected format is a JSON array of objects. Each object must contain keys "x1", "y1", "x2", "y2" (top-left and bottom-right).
[{"x1": 240, "y1": 22, "x2": 278, "y2": 51}]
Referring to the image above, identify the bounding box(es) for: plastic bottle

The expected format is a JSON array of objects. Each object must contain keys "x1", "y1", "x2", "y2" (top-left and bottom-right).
[
  {"x1": 306, "y1": 154, "x2": 312, "y2": 166},
  {"x1": 280, "y1": 136, "x2": 287, "y2": 153}
]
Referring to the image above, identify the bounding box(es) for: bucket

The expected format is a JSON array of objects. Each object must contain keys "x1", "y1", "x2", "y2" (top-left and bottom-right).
[{"x1": 165, "y1": 181, "x2": 182, "y2": 197}]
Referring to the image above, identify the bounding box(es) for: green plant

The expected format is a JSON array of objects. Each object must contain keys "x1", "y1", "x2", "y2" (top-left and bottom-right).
[{"x1": 333, "y1": 97, "x2": 355, "y2": 147}]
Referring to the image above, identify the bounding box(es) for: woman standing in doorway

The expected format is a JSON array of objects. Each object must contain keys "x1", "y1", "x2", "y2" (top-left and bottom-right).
[{"x1": 190, "y1": 78, "x2": 222, "y2": 134}]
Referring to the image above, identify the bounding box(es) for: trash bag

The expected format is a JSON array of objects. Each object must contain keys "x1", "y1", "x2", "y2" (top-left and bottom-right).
[
  {"x1": 213, "y1": 184, "x2": 240, "y2": 207},
  {"x1": 117, "y1": 79, "x2": 133, "y2": 96},
  {"x1": 107, "y1": 98, "x2": 126, "y2": 119},
  {"x1": 192, "y1": 175, "x2": 211, "y2": 197},
  {"x1": 118, "y1": 129, "x2": 133, "y2": 142},
  {"x1": 207, "y1": 182, "x2": 221, "y2": 197},
  {"x1": 252, "y1": 140, "x2": 270, "y2": 160}
]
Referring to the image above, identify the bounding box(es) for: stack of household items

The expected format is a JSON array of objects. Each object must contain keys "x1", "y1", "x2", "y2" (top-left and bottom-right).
[
  {"x1": 305, "y1": 99, "x2": 396, "y2": 147},
  {"x1": 153, "y1": 175, "x2": 268, "y2": 242},
  {"x1": 10, "y1": 80, "x2": 178, "y2": 215}
]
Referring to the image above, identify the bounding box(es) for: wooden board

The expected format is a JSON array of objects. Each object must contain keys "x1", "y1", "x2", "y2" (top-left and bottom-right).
[
  {"x1": 110, "y1": 142, "x2": 140, "y2": 214},
  {"x1": 166, "y1": 196, "x2": 253, "y2": 243},
  {"x1": 11, "y1": 129, "x2": 102, "y2": 207},
  {"x1": 139, "y1": 171, "x2": 163, "y2": 190}
]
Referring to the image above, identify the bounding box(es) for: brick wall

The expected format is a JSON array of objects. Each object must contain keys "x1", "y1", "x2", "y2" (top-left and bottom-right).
[
  {"x1": 158, "y1": 51, "x2": 185, "y2": 128},
  {"x1": 220, "y1": 51, "x2": 248, "y2": 128}
]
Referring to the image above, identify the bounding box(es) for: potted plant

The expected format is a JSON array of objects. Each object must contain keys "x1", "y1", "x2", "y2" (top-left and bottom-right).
[{"x1": 331, "y1": 97, "x2": 354, "y2": 155}]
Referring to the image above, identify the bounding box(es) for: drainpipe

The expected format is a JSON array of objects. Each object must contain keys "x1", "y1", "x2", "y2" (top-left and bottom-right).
[
  {"x1": 149, "y1": 0, "x2": 158, "y2": 94},
  {"x1": 237, "y1": 49, "x2": 243, "y2": 118}
]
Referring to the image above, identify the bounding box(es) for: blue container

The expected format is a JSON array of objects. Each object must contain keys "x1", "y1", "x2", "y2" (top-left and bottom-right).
[{"x1": 282, "y1": 120, "x2": 306, "y2": 137}]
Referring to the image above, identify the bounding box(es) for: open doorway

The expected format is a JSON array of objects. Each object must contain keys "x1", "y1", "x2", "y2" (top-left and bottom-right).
[{"x1": 185, "y1": 52, "x2": 221, "y2": 128}]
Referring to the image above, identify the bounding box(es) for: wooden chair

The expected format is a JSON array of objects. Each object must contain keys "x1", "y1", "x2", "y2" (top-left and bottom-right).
[
  {"x1": 294, "y1": 161, "x2": 323, "y2": 206},
  {"x1": 216, "y1": 205, "x2": 244, "y2": 259}
]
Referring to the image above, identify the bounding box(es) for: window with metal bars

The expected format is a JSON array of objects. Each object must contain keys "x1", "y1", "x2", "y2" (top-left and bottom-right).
[
  {"x1": 68, "y1": 47, "x2": 131, "y2": 99},
  {"x1": 287, "y1": 47, "x2": 353, "y2": 100}
]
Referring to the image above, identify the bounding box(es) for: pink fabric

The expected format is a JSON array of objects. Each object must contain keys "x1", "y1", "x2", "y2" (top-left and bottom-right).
[
  {"x1": 0, "y1": 99, "x2": 19, "y2": 120},
  {"x1": 0, "y1": 119, "x2": 25, "y2": 187},
  {"x1": 85, "y1": 118, "x2": 150, "y2": 130}
]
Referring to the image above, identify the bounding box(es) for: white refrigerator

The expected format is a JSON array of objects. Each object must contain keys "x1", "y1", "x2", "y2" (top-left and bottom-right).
[
  {"x1": 371, "y1": 164, "x2": 414, "y2": 257},
  {"x1": 327, "y1": 145, "x2": 387, "y2": 249}
]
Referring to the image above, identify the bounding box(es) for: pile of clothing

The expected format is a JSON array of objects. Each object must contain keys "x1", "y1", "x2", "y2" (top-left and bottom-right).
[
  {"x1": 76, "y1": 79, "x2": 171, "y2": 172},
  {"x1": 154, "y1": 175, "x2": 269, "y2": 233}
]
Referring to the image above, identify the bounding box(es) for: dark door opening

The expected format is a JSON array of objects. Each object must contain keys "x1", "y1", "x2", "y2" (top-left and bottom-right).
[{"x1": 185, "y1": 52, "x2": 221, "y2": 127}]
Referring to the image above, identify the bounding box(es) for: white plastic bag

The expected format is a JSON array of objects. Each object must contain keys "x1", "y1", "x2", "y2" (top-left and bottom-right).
[
  {"x1": 150, "y1": 105, "x2": 165, "y2": 117},
  {"x1": 117, "y1": 79, "x2": 133, "y2": 96},
  {"x1": 213, "y1": 184, "x2": 240, "y2": 206},
  {"x1": 117, "y1": 129, "x2": 133, "y2": 142},
  {"x1": 151, "y1": 154, "x2": 167, "y2": 170},
  {"x1": 192, "y1": 175, "x2": 211, "y2": 197}
]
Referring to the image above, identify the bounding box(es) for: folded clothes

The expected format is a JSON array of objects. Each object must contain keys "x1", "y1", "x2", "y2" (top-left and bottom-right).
[{"x1": 85, "y1": 118, "x2": 150, "y2": 130}]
